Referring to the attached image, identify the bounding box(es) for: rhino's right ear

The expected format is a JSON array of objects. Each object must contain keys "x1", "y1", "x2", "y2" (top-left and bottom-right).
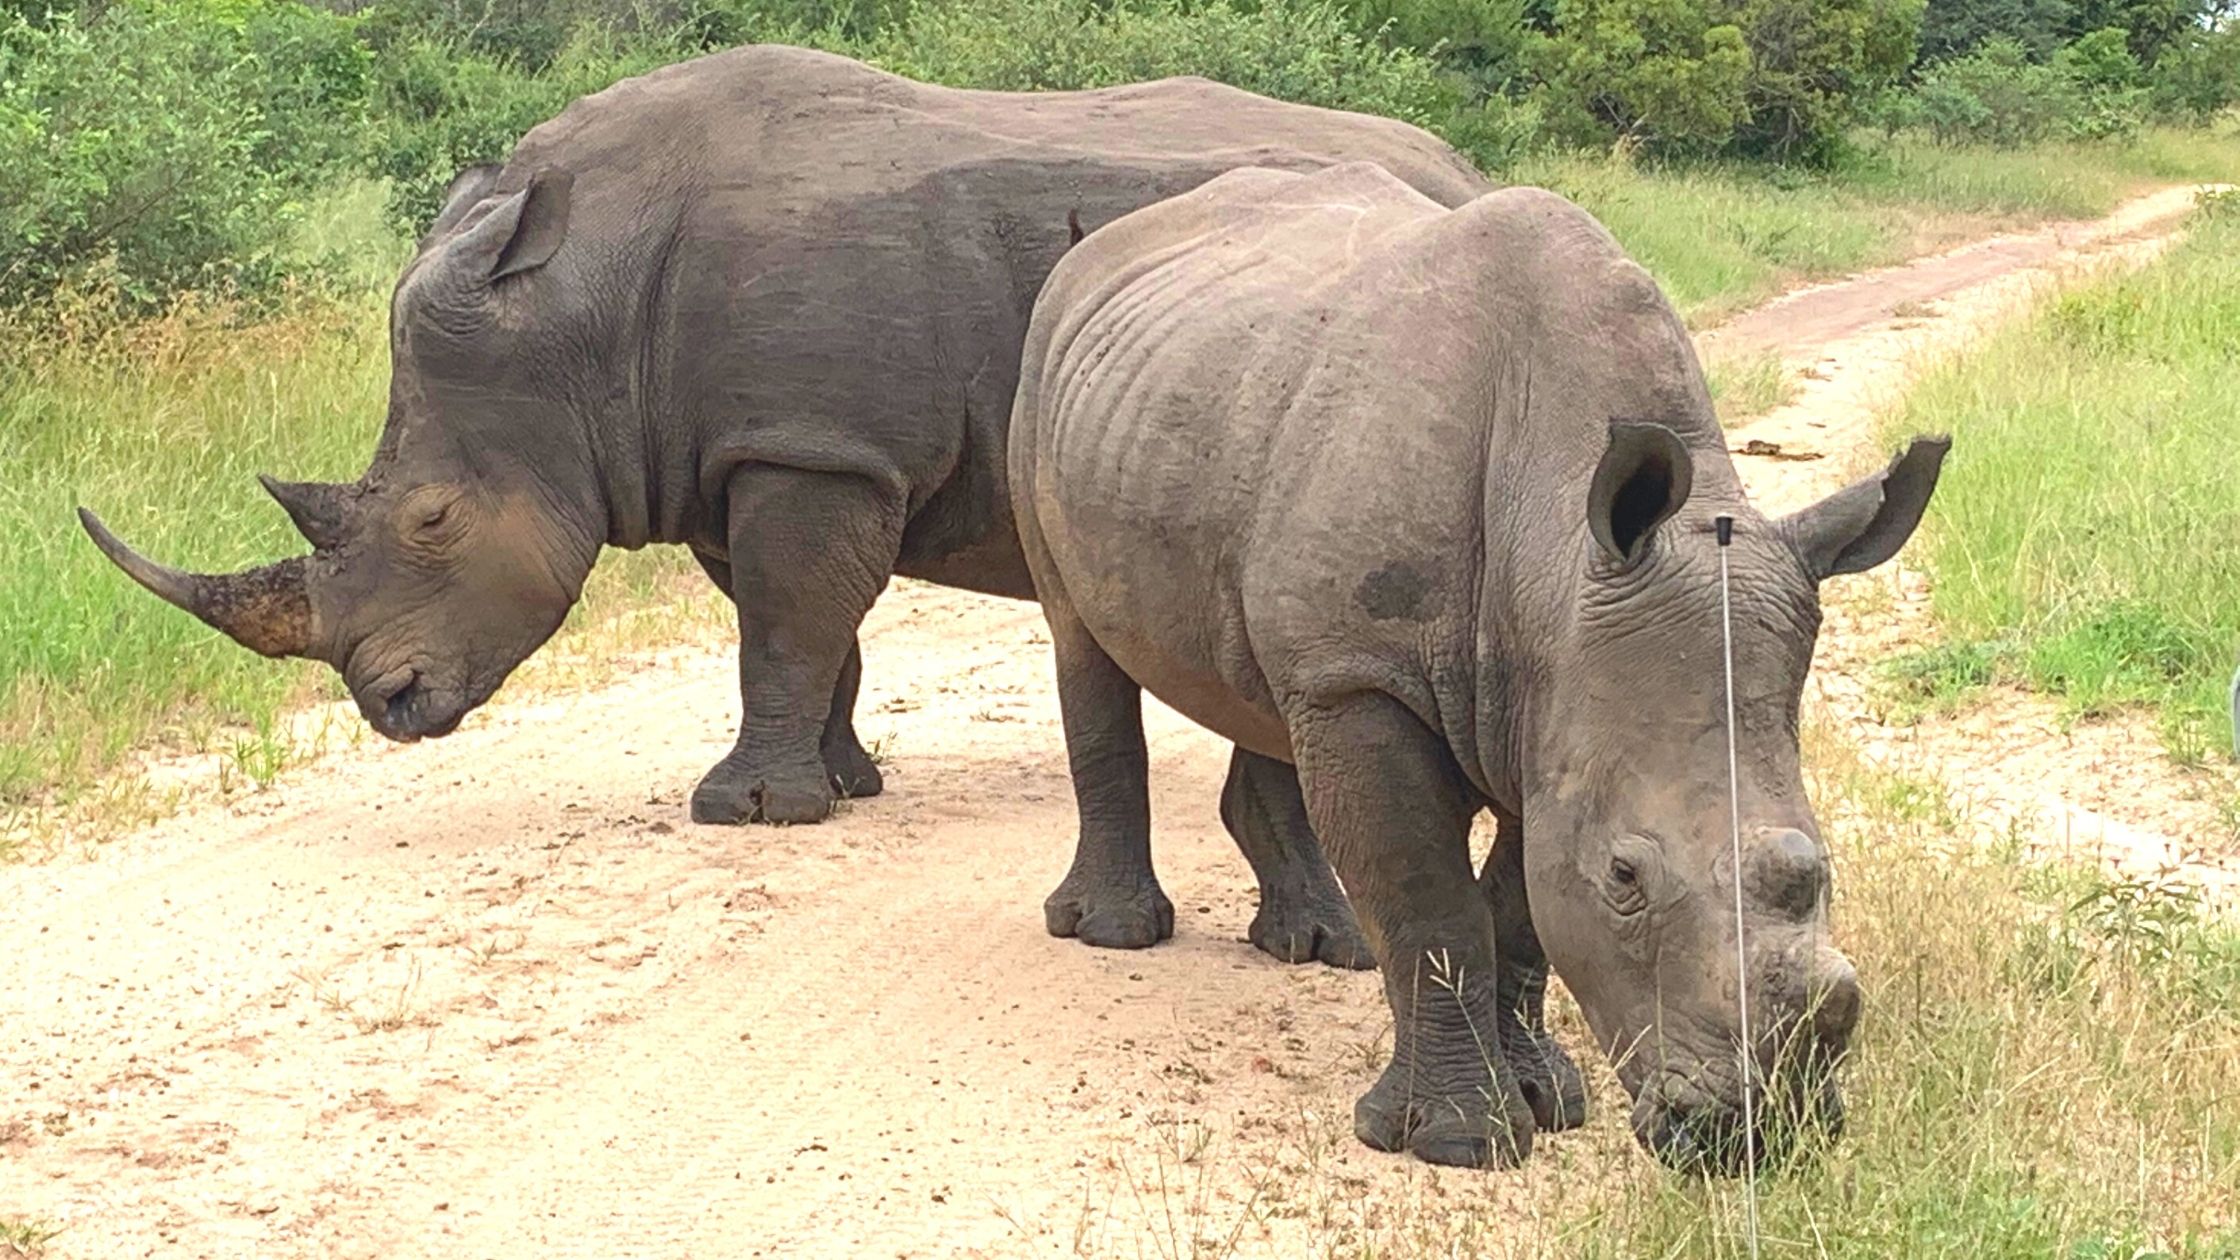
[
  {"x1": 442, "y1": 167, "x2": 573, "y2": 283},
  {"x1": 423, "y1": 163, "x2": 504, "y2": 244},
  {"x1": 1587, "y1": 421, "x2": 1694, "y2": 566},
  {"x1": 1780, "y1": 435, "x2": 1950, "y2": 580}
]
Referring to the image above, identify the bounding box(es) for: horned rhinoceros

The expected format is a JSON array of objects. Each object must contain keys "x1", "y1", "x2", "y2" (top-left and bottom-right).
[
  {"x1": 1008, "y1": 162, "x2": 1947, "y2": 1170},
  {"x1": 77, "y1": 49, "x2": 1508, "y2": 961}
]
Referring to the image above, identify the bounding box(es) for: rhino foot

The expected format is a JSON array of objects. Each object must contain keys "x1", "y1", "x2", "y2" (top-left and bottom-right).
[
  {"x1": 1248, "y1": 895, "x2": 1374, "y2": 971},
  {"x1": 1501, "y1": 1016, "x2": 1588, "y2": 1132},
  {"x1": 1354, "y1": 1052, "x2": 1533, "y2": 1170},
  {"x1": 822, "y1": 739, "x2": 884, "y2": 800},
  {"x1": 690, "y1": 753, "x2": 834, "y2": 826},
  {"x1": 1045, "y1": 869, "x2": 1174, "y2": 950}
]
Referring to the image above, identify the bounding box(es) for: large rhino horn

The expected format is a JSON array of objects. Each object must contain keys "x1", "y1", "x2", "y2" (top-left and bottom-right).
[
  {"x1": 77, "y1": 508, "x2": 319, "y2": 660},
  {"x1": 258, "y1": 475, "x2": 351, "y2": 550}
]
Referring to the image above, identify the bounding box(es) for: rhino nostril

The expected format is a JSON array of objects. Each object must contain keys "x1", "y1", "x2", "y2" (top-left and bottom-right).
[{"x1": 376, "y1": 671, "x2": 422, "y2": 731}]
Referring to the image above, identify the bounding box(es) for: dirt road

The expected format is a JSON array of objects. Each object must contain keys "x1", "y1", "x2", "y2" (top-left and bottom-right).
[{"x1": 2, "y1": 186, "x2": 2226, "y2": 1259}]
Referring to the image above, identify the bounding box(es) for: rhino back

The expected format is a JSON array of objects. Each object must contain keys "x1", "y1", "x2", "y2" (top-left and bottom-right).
[
  {"x1": 482, "y1": 46, "x2": 1489, "y2": 586},
  {"x1": 1011, "y1": 166, "x2": 1721, "y2": 769}
]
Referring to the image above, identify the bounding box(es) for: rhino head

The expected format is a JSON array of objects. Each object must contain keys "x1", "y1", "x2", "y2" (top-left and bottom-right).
[
  {"x1": 1524, "y1": 422, "x2": 1947, "y2": 1174},
  {"x1": 80, "y1": 166, "x2": 605, "y2": 742}
]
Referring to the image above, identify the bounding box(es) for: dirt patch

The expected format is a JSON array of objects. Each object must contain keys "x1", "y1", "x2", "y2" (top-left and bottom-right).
[{"x1": 2, "y1": 185, "x2": 2228, "y2": 1259}]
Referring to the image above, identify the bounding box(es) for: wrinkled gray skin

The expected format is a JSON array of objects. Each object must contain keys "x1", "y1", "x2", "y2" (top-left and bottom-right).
[
  {"x1": 1009, "y1": 163, "x2": 1949, "y2": 1171},
  {"x1": 78, "y1": 45, "x2": 1590, "y2": 1103}
]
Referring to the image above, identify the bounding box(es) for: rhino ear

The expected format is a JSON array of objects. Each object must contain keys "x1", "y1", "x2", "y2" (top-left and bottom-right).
[
  {"x1": 1588, "y1": 421, "x2": 1694, "y2": 565},
  {"x1": 423, "y1": 162, "x2": 504, "y2": 244},
  {"x1": 443, "y1": 167, "x2": 572, "y2": 282},
  {"x1": 1780, "y1": 435, "x2": 1950, "y2": 580}
]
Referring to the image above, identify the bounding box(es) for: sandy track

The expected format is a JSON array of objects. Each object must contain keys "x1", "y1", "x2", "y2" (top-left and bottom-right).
[
  {"x1": 1714, "y1": 181, "x2": 2240, "y2": 895},
  {"x1": 2, "y1": 185, "x2": 2226, "y2": 1258}
]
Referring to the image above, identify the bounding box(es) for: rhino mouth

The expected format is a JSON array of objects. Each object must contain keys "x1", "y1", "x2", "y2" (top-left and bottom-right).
[
  {"x1": 1632, "y1": 1072, "x2": 1846, "y2": 1176},
  {"x1": 359, "y1": 665, "x2": 467, "y2": 742}
]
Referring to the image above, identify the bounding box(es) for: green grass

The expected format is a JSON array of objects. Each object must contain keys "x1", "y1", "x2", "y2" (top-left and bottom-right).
[
  {"x1": 0, "y1": 1218, "x2": 56, "y2": 1254},
  {"x1": 1887, "y1": 189, "x2": 2240, "y2": 755},
  {"x1": 1540, "y1": 731, "x2": 2240, "y2": 1257},
  {"x1": 1518, "y1": 123, "x2": 2240, "y2": 325},
  {"x1": 1704, "y1": 350, "x2": 1797, "y2": 418}
]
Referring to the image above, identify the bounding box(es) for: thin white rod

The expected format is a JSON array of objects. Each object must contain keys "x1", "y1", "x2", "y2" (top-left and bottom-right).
[{"x1": 1719, "y1": 529, "x2": 1762, "y2": 1259}]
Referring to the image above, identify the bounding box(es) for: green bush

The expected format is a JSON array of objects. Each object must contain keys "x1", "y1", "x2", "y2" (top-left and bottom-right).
[
  {"x1": 1885, "y1": 29, "x2": 2156, "y2": 146},
  {"x1": 1731, "y1": 0, "x2": 1922, "y2": 161},
  {"x1": 0, "y1": 0, "x2": 372, "y2": 311},
  {"x1": 1532, "y1": 0, "x2": 1753, "y2": 154},
  {"x1": 1348, "y1": 0, "x2": 1532, "y2": 93},
  {"x1": 366, "y1": 27, "x2": 694, "y2": 234},
  {"x1": 1916, "y1": 0, "x2": 2070, "y2": 62},
  {"x1": 2053, "y1": 25, "x2": 2149, "y2": 137},
  {"x1": 858, "y1": 0, "x2": 1460, "y2": 127},
  {"x1": 2147, "y1": 25, "x2": 2240, "y2": 122},
  {"x1": 1893, "y1": 37, "x2": 2081, "y2": 144}
]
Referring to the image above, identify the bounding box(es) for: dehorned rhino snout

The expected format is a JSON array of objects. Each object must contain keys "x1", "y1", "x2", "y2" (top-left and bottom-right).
[{"x1": 1749, "y1": 827, "x2": 1831, "y2": 919}]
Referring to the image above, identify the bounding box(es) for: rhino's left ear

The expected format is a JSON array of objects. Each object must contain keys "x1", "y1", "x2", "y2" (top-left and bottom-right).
[
  {"x1": 445, "y1": 167, "x2": 573, "y2": 283},
  {"x1": 1780, "y1": 435, "x2": 1951, "y2": 580},
  {"x1": 1587, "y1": 421, "x2": 1694, "y2": 565}
]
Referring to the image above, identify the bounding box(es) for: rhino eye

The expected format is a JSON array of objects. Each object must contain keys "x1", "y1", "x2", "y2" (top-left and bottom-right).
[
  {"x1": 418, "y1": 504, "x2": 451, "y2": 531},
  {"x1": 1607, "y1": 857, "x2": 1647, "y2": 915}
]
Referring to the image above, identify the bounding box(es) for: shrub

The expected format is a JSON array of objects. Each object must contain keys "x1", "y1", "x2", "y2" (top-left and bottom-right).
[
  {"x1": 0, "y1": 0, "x2": 372, "y2": 312},
  {"x1": 1887, "y1": 30, "x2": 2155, "y2": 146},
  {"x1": 2147, "y1": 24, "x2": 2240, "y2": 122},
  {"x1": 1348, "y1": 0, "x2": 1533, "y2": 93},
  {"x1": 859, "y1": 0, "x2": 1460, "y2": 126},
  {"x1": 365, "y1": 27, "x2": 693, "y2": 234},
  {"x1": 1916, "y1": 0, "x2": 2071, "y2": 62},
  {"x1": 2054, "y1": 26, "x2": 2150, "y2": 138},
  {"x1": 1897, "y1": 37, "x2": 2082, "y2": 144},
  {"x1": 1531, "y1": 0, "x2": 1753, "y2": 154},
  {"x1": 1731, "y1": 0, "x2": 1923, "y2": 161}
]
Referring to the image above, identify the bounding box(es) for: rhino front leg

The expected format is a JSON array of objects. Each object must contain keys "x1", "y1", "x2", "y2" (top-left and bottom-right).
[
  {"x1": 1039, "y1": 604, "x2": 1172, "y2": 950},
  {"x1": 1482, "y1": 810, "x2": 1587, "y2": 1132},
  {"x1": 691, "y1": 467, "x2": 902, "y2": 826},
  {"x1": 690, "y1": 550, "x2": 884, "y2": 801},
  {"x1": 1219, "y1": 748, "x2": 1372, "y2": 970},
  {"x1": 1292, "y1": 692, "x2": 1532, "y2": 1169}
]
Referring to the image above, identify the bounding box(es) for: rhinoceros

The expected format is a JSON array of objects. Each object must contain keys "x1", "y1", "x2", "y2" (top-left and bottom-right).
[
  {"x1": 77, "y1": 48, "x2": 1507, "y2": 965},
  {"x1": 1008, "y1": 162, "x2": 1947, "y2": 1170}
]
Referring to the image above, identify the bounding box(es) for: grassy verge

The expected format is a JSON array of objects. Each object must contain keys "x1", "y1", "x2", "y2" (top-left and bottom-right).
[
  {"x1": 1882, "y1": 189, "x2": 2240, "y2": 758},
  {"x1": 1704, "y1": 350, "x2": 1797, "y2": 418},
  {"x1": 1538, "y1": 721, "x2": 2240, "y2": 1257}
]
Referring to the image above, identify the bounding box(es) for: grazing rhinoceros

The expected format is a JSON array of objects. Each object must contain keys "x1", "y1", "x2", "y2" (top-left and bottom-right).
[
  {"x1": 77, "y1": 49, "x2": 1507, "y2": 964},
  {"x1": 1008, "y1": 162, "x2": 1947, "y2": 1170}
]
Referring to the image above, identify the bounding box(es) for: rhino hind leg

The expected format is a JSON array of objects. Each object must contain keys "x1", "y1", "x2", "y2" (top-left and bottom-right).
[
  {"x1": 690, "y1": 466, "x2": 903, "y2": 826},
  {"x1": 1293, "y1": 692, "x2": 1532, "y2": 1169},
  {"x1": 1218, "y1": 748, "x2": 1372, "y2": 970},
  {"x1": 1039, "y1": 605, "x2": 1173, "y2": 951},
  {"x1": 690, "y1": 552, "x2": 884, "y2": 802},
  {"x1": 1482, "y1": 810, "x2": 1589, "y2": 1132},
  {"x1": 819, "y1": 642, "x2": 884, "y2": 800}
]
